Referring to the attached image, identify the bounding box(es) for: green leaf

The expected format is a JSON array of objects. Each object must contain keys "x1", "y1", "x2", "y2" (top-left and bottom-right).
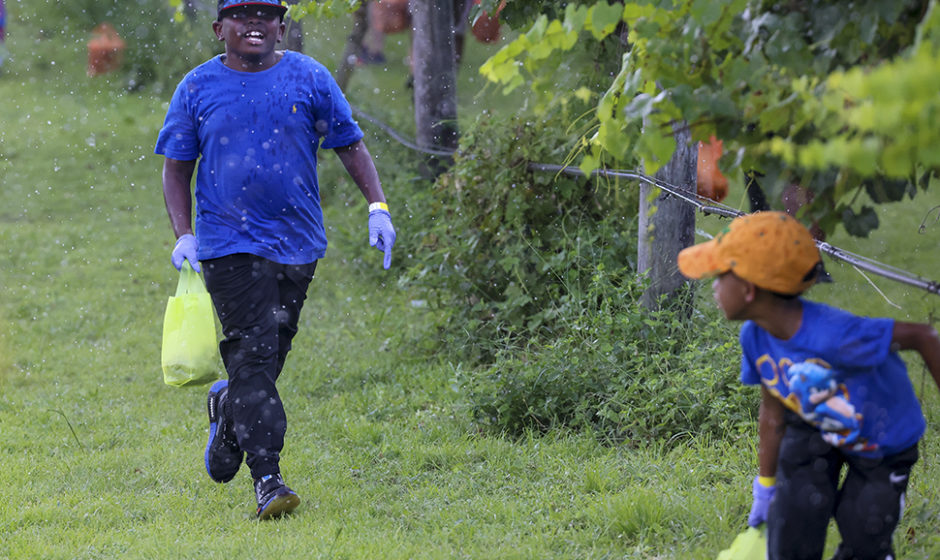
[
  {"x1": 543, "y1": 19, "x2": 577, "y2": 54},
  {"x1": 563, "y1": 3, "x2": 589, "y2": 33},
  {"x1": 479, "y1": 37, "x2": 530, "y2": 84},
  {"x1": 638, "y1": 122, "x2": 676, "y2": 176},
  {"x1": 622, "y1": 91, "x2": 666, "y2": 121},
  {"x1": 596, "y1": 120, "x2": 632, "y2": 160},
  {"x1": 526, "y1": 15, "x2": 549, "y2": 42},
  {"x1": 622, "y1": 3, "x2": 657, "y2": 21},
  {"x1": 757, "y1": 96, "x2": 795, "y2": 134},
  {"x1": 527, "y1": 37, "x2": 556, "y2": 60},
  {"x1": 881, "y1": 141, "x2": 916, "y2": 178},
  {"x1": 574, "y1": 87, "x2": 595, "y2": 103},
  {"x1": 580, "y1": 152, "x2": 600, "y2": 177},
  {"x1": 502, "y1": 74, "x2": 526, "y2": 95},
  {"x1": 863, "y1": 176, "x2": 914, "y2": 203},
  {"x1": 840, "y1": 205, "x2": 879, "y2": 237},
  {"x1": 689, "y1": 0, "x2": 722, "y2": 27},
  {"x1": 499, "y1": 255, "x2": 521, "y2": 272},
  {"x1": 587, "y1": 1, "x2": 624, "y2": 41},
  {"x1": 845, "y1": 137, "x2": 882, "y2": 176}
]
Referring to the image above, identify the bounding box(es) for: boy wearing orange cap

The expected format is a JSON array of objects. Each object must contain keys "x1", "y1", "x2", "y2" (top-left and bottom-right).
[{"x1": 678, "y1": 211, "x2": 940, "y2": 560}]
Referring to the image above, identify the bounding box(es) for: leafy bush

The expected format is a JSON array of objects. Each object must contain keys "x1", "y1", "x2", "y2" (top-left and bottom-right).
[
  {"x1": 398, "y1": 109, "x2": 753, "y2": 441},
  {"x1": 402, "y1": 110, "x2": 638, "y2": 363},
  {"x1": 457, "y1": 268, "x2": 756, "y2": 442}
]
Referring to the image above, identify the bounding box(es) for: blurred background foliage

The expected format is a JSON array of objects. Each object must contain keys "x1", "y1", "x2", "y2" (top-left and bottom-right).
[{"x1": 8, "y1": 0, "x2": 218, "y2": 91}]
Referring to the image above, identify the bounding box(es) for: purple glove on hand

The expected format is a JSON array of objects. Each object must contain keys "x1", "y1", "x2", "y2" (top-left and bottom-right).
[
  {"x1": 748, "y1": 475, "x2": 776, "y2": 527},
  {"x1": 368, "y1": 209, "x2": 396, "y2": 270},
  {"x1": 171, "y1": 233, "x2": 201, "y2": 273}
]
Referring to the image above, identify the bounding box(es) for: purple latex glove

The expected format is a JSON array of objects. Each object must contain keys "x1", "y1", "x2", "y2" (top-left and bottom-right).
[
  {"x1": 748, "y1": 475, "x2": 776, "y2": 527},
  {"x1": 368, "y1": 209, "x2": 396, "y2": 270},
  {"x1": 171, "y1": 233, "x2": 201, "y2": 273}
]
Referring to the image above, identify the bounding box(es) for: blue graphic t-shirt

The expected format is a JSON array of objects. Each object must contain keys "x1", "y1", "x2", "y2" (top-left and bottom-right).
[
  {"x1": 740, "y1": 299, "x2": 925, "y2": 457},
  {"x1": 155, "y1": 51, "x2": 364, "y2": 264}
]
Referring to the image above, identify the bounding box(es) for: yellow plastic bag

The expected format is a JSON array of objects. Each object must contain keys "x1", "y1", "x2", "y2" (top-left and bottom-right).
[
  {"x1": 717, "y1": 526, "x2": 767, "y2": 560},
  {"x1": 161, "y1": 262, "x2": 220, "y2": 387}
]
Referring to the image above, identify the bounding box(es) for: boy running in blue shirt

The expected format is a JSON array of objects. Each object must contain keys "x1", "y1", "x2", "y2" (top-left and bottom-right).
[
  {"x1": 678, "y1": 211, "x2": 940, "y2": 559},
  {"x1": 155, "y1": 0, "x2": 396, "y2": 519}
]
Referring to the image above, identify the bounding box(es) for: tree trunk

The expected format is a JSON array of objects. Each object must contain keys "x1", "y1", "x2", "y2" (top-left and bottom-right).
[
  {"x1": 453, "y1": 0, "x2": 471, "y2": 64},
  {"x1": 411, "y1": 0, "x2": 459, "y2": 176},
  {"x1": 638, "y1": 123, "x2": 696, "y2": 311},
  {"x1": 335, "y1": 2, "x2": 370, "y2": 92},
  {"x1": 182, "y1": 0, "x2": 198, "y2": 21},
  {"x1": 284, "y1": 0, "x2": 304, "y2": 53}
]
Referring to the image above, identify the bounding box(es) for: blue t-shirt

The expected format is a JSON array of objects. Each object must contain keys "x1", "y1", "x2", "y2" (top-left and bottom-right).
[
  {"x1": 740, "y1": 299, "x2": 925, "y2": 457},
  {"x1": 154, "y1": 51, "x2": 364, "y2": 264}
]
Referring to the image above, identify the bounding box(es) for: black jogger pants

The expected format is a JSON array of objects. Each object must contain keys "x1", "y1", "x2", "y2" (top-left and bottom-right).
[
  {"x1": 768, "y1": 413, "x2": 918, "y2": 560},
  {"x1": 203, "y1": 253, "x2": 317, "y2": 480}
]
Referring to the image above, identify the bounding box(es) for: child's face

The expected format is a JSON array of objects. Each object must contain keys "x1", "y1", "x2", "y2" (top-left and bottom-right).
[
  {"x1": 213, "y1": 6, "x2": 285, "y2": 64},
  {"x1": 711, "y1": 271, "x2": 751, "y2": 320}
]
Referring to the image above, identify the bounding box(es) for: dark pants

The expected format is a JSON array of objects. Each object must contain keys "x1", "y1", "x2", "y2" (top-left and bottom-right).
[
  {"x1": 202, "y1": 253, "x2": 317, "y2": 480},
  {"x1": 768, "y1": 413, "x2": 918, "y2": 560}
]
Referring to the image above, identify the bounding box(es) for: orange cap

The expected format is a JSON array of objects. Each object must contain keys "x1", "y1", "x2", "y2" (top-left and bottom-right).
[{"x1": 678, "y1": 211, "x2": 821, "y2": 295}]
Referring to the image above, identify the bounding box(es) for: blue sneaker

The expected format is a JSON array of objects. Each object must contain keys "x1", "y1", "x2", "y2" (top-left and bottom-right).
[
  {"x1": 254, "y1": 474, "x2": 300, "y2": 520},
  {"x1": 205, "y1": 380, "x2": 243, "y2": 483}
]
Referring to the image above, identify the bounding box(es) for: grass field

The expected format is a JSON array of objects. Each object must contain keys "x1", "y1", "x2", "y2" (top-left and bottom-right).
[{"x1": 1, "y1": 10, "x2": 939, "y2": 560}]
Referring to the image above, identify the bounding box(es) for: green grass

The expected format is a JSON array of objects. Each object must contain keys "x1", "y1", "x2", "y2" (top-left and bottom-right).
[{"x1": 1, "y1": 12, "x2": 939, "y2": 560}]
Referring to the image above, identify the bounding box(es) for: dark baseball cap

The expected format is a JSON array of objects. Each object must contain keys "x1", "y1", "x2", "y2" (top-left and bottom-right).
[{"x1": 217, "y1": 0, "x2": 288, "y2": 18}]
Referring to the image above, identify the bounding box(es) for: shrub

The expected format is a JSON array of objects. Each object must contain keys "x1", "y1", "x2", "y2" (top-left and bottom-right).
[
  {"x1": 401, "y1": 110, "x2": 638, "y2": 363},
  {"x1": 457, "y1": 268, "x2": 756, "y2": 442},
  {"x1": 398, "y1": 109, "x2": 752, "y2": 442}
]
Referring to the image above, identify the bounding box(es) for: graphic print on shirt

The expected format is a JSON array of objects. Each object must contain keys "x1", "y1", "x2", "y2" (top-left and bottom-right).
[{"x1": 755, "y1": 355, "x2": 876, "y2": 452}]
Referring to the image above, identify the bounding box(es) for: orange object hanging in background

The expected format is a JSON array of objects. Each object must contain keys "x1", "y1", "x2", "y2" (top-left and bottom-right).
[
  {"x1": 371, "y1": 0, "x2": 411, "y2": 34},
  {"x1": 472, "y1": 0, "x2": 505, "y2": 43},
  {"x1": 696, "y1": 135, "x2": 728, "y2": 202},
  {"x1": 87, "y1": 23, "x2": 126, "y2": 77}
]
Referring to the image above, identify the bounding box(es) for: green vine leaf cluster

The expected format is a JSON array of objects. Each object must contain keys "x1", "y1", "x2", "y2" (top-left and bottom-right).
[
  {"x1": 770, "y1": 3, "x2": 940, "y2": 184},
  {"x1": 480, "y1": 0, "x2": 936, "y2": 236}
]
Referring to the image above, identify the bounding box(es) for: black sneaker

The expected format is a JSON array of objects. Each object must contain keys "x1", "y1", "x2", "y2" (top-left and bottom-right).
[
  {"x1": 254, "y1": 473, "x2": 300, "y2": 520},
  {"x1": 205, "y1": 379, "x2": 243, "y2": 483}
]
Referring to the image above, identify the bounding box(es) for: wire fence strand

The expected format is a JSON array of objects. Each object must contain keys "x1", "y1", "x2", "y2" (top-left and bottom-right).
[{"x1": 351, "y1": 105, "x2": 940, "y2": 297}]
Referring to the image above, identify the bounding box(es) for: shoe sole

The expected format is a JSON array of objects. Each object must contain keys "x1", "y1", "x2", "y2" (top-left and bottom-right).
[
  {"x1": 205, "y1": 379, "x2": 238, "y2": 483},
  {"x1": 257, "y1": 492, "x2": 300, "y2": 520}
]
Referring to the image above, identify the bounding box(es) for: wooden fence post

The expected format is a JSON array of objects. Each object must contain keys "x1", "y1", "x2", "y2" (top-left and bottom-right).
[
  {"x1": 411, "y1": 0, "x2": 459, "y2": 176},
  {"x1": 637, "y1": 124, "x2": 696, "y2": 311}
]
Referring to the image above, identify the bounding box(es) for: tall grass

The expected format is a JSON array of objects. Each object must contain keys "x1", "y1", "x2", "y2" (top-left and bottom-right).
[{"x1": 1, "y1": 10, "x2": 939, "y2": 560}]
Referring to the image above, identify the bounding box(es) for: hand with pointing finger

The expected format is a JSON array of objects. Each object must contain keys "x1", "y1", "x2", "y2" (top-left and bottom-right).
[{"x1": 368, "y1": 208, "x2": 396, "y2": 270}]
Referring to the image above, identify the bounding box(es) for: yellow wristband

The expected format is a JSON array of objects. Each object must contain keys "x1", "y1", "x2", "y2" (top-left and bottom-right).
[
  {"x1": 369, "y1": 202, "x2": 389, "y2": 213},
  {"x1": 757, "y1": 476, "x2": 776, "y2": 488}
]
